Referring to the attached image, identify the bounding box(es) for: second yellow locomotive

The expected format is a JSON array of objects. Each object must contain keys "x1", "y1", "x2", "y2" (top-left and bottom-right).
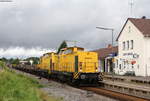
[{"x1": 37, "y1": 46, "x2": 101, "y2": 85}]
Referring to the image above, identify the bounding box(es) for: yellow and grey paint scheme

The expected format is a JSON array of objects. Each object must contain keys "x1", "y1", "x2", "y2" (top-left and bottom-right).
[
  {"x1": 37, "y1": 46, "x2": 100, "y2": 84},
  {"x1": 74, "y1": 72, "x2": 80, "y2": 79}
]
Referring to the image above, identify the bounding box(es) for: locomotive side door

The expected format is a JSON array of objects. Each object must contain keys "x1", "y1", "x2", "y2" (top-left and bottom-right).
[
  {"x1": 75, "y1": 56, "x2": 78, "y2": 72},
  {"x1": 50, "y1": 59, "x2": 52, "y2": 71}
]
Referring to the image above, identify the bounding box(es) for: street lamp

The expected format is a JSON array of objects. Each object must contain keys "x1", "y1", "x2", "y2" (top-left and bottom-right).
[
  {"x1": 96, "y1": 27, "x2": 114, "y2": 47},
  {"x1": 96, "y1": 27, "x2": 115, "y2": 80}
]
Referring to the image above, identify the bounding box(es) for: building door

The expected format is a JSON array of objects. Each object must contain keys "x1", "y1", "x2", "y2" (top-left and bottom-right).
[
  {"x1": 101, "y1": 59, "x2": 105, "y2": 72},
  {"x1": 109, "y1": 59, "x2": 113, "y2": 72},
  {"x1": 106, "y1": 58, "x2": 113, "y2": 73}
]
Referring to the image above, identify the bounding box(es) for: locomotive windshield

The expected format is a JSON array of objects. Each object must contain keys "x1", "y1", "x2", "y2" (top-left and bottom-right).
[
  {"x1": 64, "y1": 49, "x2": 72, "y2": 54},
  {"x1": 59, "y1": 50, "x2": 64, "y2": 55},
  {"x1": 77, "y1": 48, "x2": 84, "y2": 51}
]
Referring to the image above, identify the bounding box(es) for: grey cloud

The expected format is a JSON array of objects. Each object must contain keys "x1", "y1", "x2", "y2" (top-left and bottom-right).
[{"x1": 0, "y1": 0, "x2": 150, "y2": 50}]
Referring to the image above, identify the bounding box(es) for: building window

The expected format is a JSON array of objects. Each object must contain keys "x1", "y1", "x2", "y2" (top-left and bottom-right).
[
  {"x1": 128, "y1": 26, "x2": 131, "y2": 33},
  {"x1": 131, "y1": 40, "x2": 134, "y2": 49},
  {"x1": 132, "y1": 64, "x2": 134, "y2": 68},
  {"x1": 127, "y1": 41, "x2": 129, "y2": 50},
  {"x1": 123, "y1": 42, "x2": 125, "y2": 50},
  {"x1": 137, "y1": 64, "x2": 139, "y2": 69},
  {"x1": 119, "y1": 64, "x2": 121, "y2": 69},
  {"x1": 124, "y1": 61, "x2": 126, "y2": 68}
]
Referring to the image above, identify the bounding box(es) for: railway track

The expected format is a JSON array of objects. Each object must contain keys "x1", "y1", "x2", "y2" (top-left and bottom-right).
[
  {"x1": 12, "y1": 66, "x2": 149, "y2": 101},
  {"x1": 80, "y1": 87, "x2": 148, "y2": 101}
]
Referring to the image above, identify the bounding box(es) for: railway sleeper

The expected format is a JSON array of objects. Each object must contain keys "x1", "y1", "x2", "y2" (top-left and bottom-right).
[{"x1": 102, "y1": 83, "x2": 150, "y2": 100}]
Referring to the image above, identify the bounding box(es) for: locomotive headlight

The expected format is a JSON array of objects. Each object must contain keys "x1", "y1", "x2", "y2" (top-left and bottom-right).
[
  {"x1": 95, "y1": 67, "x2": 98, "y2": 72},
  {"x1": 79, "y1": 62, "x2": 82, "y2": 72},
  {"x1": 79, "y1": 62, "x2": 82, "y2": 67},
  {"x1": 95, "y1": 63, "x2": 98, "y2": 72},
  {"x1": 79, "y1": 67, "x2": 82, "y2": 72}
]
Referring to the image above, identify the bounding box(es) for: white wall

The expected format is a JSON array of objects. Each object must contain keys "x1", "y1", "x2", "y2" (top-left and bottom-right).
[
  {"x1": 144, "y1": 38, "x2": 150, "y2": 76},
  {"x1": 115, "y1": 20, "x2": 150, "y2": 76}
]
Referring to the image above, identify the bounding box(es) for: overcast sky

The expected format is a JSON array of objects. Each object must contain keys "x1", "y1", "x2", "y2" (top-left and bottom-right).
[{"x1": 0, "y1": 0, "x2": 150, "y2": 58}]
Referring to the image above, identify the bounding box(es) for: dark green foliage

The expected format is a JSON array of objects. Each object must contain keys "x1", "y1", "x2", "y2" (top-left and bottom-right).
[
  {"x1": 0, "y1": 58, "x2": 20, "y2": 65},
  {"x1": 0, "y1": 57, "x2": 39, "y2": 65},
  {"x1": 123, "y1": 71, "x2": 135, "y2": 76},
  {"x1": 9, "y1": 58, "x2": 20, "y2": 65},
  {"x1": 0, "y1": 57, "x2": 8, "y2": 63},
  {"x1": 57, "y1": 41, "x2": 67, "y2": 54}
]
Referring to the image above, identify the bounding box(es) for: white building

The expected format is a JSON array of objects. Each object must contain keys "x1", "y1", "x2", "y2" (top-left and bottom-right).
[{"x1": 115, "y1": 17, "x2": 150, "y2": 76}]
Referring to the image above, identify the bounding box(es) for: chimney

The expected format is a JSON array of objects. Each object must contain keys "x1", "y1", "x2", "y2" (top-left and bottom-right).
[
  {"x1": 107, "y1": 44, "x2": 112, "y2": 48},
  {"x1": 142, "y1": 16, "x2": 146, "y2": 19}
]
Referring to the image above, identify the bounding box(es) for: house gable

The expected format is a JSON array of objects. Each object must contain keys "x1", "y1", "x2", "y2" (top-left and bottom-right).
[
  {"x1": 117, "y1": 19, "x2": 144, "y2": 42},
  {"x1": 116, "y1": 18, "x2": 150, "y2": 41}
]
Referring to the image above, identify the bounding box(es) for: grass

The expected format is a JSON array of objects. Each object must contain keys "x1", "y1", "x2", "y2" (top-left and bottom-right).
[{"x1": 0, "y1": 61, "x2": 62, "y2": 101}]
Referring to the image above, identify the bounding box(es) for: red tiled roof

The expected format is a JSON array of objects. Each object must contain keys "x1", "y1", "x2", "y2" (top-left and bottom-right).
[
  {"x1": 116, "y1": 18, "x2": 150, "y2": 41},
  {"x1": 92, "y1": 46, "x2": 118, "y2": 59}
]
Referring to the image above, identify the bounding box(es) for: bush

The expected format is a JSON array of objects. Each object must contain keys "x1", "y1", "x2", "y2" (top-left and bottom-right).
[{"x1": 123, "y1": 71, "x2": 135, "y2": 76}]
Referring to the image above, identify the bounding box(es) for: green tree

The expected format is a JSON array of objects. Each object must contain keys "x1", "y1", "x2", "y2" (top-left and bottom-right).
[
  {"x1": 57, "y1": 40, "x2": 67, "y2": 54},
  {"x1": 10, "y1": 58, "x2": 20, "y2": 65},
  {"x1": 0, "y1": 57, "x2": 7, "y2": 62}
]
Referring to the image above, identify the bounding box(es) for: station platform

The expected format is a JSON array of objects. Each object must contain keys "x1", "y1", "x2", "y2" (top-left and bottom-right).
[
  {"x1": 101, "y1": 80, "x2": 150, "y2": 100},
  {"x1": 103, "y1": 80, "x2": 150, "y2": 91},
  {"x1": 101, "y1": 74, "x2": 150, "y2": 100},
  {"x1": 104, "y1": 74, "x2": 150, "y2": 86}
]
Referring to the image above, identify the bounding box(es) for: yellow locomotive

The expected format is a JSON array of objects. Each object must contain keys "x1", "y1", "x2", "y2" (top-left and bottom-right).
[{"x1": 37, "y1": 46, "x2": 101, "y2": 85}]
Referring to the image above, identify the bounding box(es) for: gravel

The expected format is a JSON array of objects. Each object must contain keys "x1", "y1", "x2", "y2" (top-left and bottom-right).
[
  {"x1": 38, "y1": 78, "x2": 118, "y2": 101},
  {"x1": 13, "y1": 69, "x2": 118, "y2": 101}
]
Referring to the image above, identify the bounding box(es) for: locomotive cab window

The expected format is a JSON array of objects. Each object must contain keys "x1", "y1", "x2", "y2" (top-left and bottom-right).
[
  {"x1": 77, "y1": 48, "x2": 84, "y2": 51},
  {"x1": 59, "y1": 50, "x2": 64, "y2": 55},
  {"x1": 64, "y1": 49, "x2": 72, "y2": 54}
]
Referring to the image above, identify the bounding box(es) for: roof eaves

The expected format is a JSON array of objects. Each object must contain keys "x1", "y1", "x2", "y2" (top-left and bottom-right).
[
  {"x1": 116, "y1": 18, "x2": 130, "y2": 41},
  {"x1": 129, "y1": 19, "x2": 146, "y2": 38}
]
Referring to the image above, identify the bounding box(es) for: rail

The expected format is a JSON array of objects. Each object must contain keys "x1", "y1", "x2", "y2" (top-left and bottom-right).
[{"x1": 80, "y1": 87, "x2": 148, "y2": 101}]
